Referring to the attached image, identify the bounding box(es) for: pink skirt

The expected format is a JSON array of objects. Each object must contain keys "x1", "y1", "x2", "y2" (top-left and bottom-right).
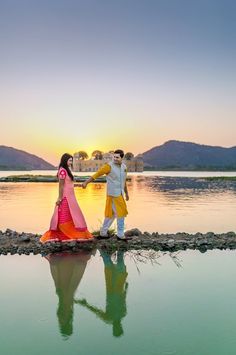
[{"x1": 40, "y1": 198, "x2": 94, "y2": 243}]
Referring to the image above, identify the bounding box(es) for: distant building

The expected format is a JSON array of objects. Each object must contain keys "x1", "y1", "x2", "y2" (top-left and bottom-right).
[{"x1": 73, "y1": 152, "x2": 143, "y2": 172}]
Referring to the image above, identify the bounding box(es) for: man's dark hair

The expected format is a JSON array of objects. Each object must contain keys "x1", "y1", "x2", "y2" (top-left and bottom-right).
[{"x1": 114, "y1": 149, "x2": 124, "y2": 158}]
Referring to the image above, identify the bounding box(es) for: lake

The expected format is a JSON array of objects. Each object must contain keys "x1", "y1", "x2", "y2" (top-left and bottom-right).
[
  {"x1": 1, "y1": 171, "x2": 236, "y2": 354},
  {"x1": 1, "y1": 249, "x2": 236, "y2": 355},
  {"x1": 0, "y1": 171, "x2": 236, "y2": 234}
]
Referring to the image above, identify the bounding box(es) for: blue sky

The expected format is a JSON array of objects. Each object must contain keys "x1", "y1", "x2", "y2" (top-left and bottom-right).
[{"x1": 0, "y1": 0, "x2": 235, "y2": 164}]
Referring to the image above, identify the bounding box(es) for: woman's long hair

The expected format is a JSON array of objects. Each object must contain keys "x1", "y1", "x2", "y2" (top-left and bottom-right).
[{"x1": 58, "y1": 153, "x2": 74, "y2": 181}]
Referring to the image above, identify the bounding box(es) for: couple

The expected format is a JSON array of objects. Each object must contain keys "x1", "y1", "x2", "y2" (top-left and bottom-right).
[
  {"x1": 46, "y1": 249, "x2": 128, "y2": 338},
  {"x1": 40, "y1": 149, "x2": 130, "y2": 243}
]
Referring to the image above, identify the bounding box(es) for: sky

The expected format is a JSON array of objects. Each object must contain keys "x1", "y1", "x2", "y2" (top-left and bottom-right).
[{"x1": 0, "y1": 0, "x2": 235, "y2": 165}]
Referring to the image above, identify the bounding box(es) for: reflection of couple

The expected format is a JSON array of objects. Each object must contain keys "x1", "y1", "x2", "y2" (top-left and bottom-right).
[
  {"x1": 76, "y1": 250, "x2": 128, "y2": 337},
  {"x1": 47, "y1": 250, "x2": 128, "y2": 338},
  {"x1": 46, "y1": 251, "x2": 93, "y2": 338},
  {"x1": 40, "y1": 149, "x2": 130, "y2": 243}
]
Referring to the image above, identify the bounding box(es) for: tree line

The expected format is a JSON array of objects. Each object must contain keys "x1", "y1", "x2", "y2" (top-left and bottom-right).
[{"x1": 74, "y1": 150, "x2": 134, "y2": 160}]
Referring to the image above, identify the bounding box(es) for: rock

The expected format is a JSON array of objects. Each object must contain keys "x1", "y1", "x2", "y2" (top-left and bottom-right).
[
  {"x1": 19, "y1": 234, "x2": 31, "y2": 242},
  {"x1": 226, "y1": 231, "x2": 236, "y2": 237},
  {"x1": 143, "y1": 231, "x2": 152, "y2": 237},
  {"x1": 198, "y1": 245, "x2": 207, "y2": 253},
  {"x1": 5, "y1": 228, "x2": 14, "y2": 233},
  {"x1": 206, "y1": 232, "x2": 215, "y2": 238},
  {"x1": 5, "y1": 229, "x2": 15, "y2": 236},
  {"x1": 2, "y1": 228, "x2": 236, "y2": 254},
  {"x1": 195, "y1": 232, "x2": 203, "y2": 238},
  {"x1": 69, "y1": 241, "x2": 77, "y2": 248},
  {"x1": 167, "y1": 239, "x2": 175, "y2": 248},
  {"x1": 125, "y1": 228, "x2": 142, "y2": 237},
  {"x1": 188, "y1": 243, "x2": 195, "y2": 248},
  {"x1": 176, "y1": 232, "x2": 188, "y2": 238},
  {"x1": 151, "y1": 232, "x2": 158, "y2": 237},
  {"x1": 176, "y1": 240, "x2": 187, "y2": 247},
  {"x1": 196, "y1": 239, "x2": 207, "y2": 247}
]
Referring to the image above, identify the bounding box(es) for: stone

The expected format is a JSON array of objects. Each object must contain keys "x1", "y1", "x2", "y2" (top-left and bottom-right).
[
  {"x1": 5, "y1": 229, "x2": 14, "y2": 234},
  {"x1": 143, "y1": 231, "x2": 152, "y2": 237},
  {"x1": 198, "y1": 246, "x2": 207, "y2": 253},
  {"x1": 196, "y1": 239, "x2": 207, "y2": 247},
  {"x1": 69, "y1": 241, "x2": 77, "y2": 248},
  {"x1": 125, "y1": 228, "x2": 142, "y2": 237},
  {"x1": 195, "y1": 232, "x2": 203, "y2": 238},
  {"x1": 206, "y1": 232, "x2": 215, "y2": 238},
  {"x1": 167, "y1": 239, "x2": 175, "y2": 248},
  {"x1": 19, "y1": 234, "x2": 31, "y2": 242},
  {"x1": 1, "y1": 228, "x2": 236, "y2": 254},
  {"x1": 226, "y1": 231, "x2": 236, "y2": 237},
  {"x1": 151, "y1": 232, "x2": 158, "y2": 237}
]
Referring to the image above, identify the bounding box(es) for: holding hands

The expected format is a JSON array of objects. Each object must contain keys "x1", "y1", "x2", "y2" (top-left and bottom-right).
[
  {"x1": 82, "y1": 182, "x2": 88, "y2": 189},
  {"x1": 56, "y1": 198, "x2": 62, "y2": 206},
  {"x1": 74, "y1": 181, "x2": 89, "y2": 189},
  {"x1": 74, "y1": 183, "x2": 83, "y2": 188}
]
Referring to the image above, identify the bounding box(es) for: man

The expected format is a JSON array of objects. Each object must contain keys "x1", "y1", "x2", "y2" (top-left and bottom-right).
[
  {"x1": 76, "y1": 249, "x2": 128, "y2": 337},
  {"x1": 82, "y1": 149, "x2": 130, "y2": 240}
]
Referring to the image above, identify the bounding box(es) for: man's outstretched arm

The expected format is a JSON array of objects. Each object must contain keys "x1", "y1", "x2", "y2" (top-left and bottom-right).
[
  {"x1": 75, "y1": 298, "x2": 109, "y2": 323},
  {"x1": 82, "y1": 164, "x2": 111, "y2": 189}
]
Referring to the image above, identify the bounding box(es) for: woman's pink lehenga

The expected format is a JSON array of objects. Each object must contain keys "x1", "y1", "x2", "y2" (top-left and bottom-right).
[{"x1": 40, "y1": 168, "x2": 93, "y2": 243}]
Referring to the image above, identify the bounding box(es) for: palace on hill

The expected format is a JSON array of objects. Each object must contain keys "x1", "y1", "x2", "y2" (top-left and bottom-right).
[{"x1": 73, "y1": 152, "x2": 143, "y2": 172}]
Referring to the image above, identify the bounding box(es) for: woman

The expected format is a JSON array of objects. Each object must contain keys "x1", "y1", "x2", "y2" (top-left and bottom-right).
[
  {"x1": 45, "y1": 250, "x2": 95, "y2": 338},
  {"x1": 40, "y1": 153, "x2": 93, "y2": 243}
]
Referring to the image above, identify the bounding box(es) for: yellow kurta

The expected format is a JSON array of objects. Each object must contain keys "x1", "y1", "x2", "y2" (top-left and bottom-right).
[{"x1": 92, "y1": 164, "x2": 128, "y2": 218}]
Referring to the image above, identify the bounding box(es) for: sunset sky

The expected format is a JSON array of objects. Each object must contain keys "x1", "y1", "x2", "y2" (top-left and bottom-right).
[{"x1": 1, "y1": 0, "x2": 235, "y2": 165}]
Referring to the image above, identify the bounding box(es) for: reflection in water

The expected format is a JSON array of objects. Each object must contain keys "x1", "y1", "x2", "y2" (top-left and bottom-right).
[
  {"x1": 45, "y1": 251, "x2": 94, "y2": 339},
  {"x1": 126, "y1": 249, "x2": 161, "y2": 272},
  {"x1": 144, "y1": 176, "x2": 236, "y2": 195},
  {"x1": 3, "y1": 250, "x2": 236, "y2": 354},
  {"x1": 1, "y1": 176, "x2": 236, "y2": 233},
  {"x1": 76, "y1": 250, "x2": 128, "y2": 337},
  {"x1": 127, "y1": 250, "x2": 183, "y2": 269}
]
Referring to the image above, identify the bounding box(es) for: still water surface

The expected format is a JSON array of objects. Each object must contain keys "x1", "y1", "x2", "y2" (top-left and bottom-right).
[
  {"x1": 1, "y1": 172, "x2": 236, "y2": 354},
  {"x1": 1, "y1": 249, "x2": 236, "y2": 355},
  {"x1": 0, "y1": 171, "x2": 236, "y2": 234}
]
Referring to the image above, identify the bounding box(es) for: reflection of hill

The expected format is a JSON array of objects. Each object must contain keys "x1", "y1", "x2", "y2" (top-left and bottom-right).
[{"x1": 144, "y1": 176, "x2": 236, "y2": 192}]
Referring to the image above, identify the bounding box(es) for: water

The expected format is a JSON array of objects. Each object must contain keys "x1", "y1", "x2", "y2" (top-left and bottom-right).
[
  {"x1": 1, "y1": 171, "x2": 236, "y2": 354},
  {"x1": 1, "y1": 249, "x2": 236, "y2": 355},
  {"x1": 0, "y1": 170, "x2": 236, "y2": 178},
  {"x1": 0, "y1": 172, "x2": 236, "y2": 234}
]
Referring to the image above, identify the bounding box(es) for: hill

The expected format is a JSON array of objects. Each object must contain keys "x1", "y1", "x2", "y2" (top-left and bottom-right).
[
  {"x1": 142, "y1": 140, "x2": 236, "y2": 170},
  {"x1": 0, "y1": 146, "x2": 55, "y2": 170}
]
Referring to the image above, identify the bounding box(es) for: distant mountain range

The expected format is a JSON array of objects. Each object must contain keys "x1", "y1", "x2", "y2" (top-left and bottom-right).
[
  {"x1": 0, "y1": 146, "x2": 55, "y2": 170},
  {"x1": 1, "y1": 141, "x2": 236, "y2": 171},
  {"x1": 141, "y1": 140, "x2": 236, "y2": 170}
]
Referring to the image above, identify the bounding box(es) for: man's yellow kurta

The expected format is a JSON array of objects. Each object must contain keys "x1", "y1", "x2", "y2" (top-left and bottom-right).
[{"x1": 92, "y1": 164, "x2": 128, "y2": 218}]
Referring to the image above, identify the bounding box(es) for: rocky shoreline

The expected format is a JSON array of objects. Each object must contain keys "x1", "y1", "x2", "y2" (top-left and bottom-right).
[
  {"x1": 0, "y1": 175, "x2": 107, "y2": 182},
  {"x1": 0, "y1": 175, "x2": 132, "y2": 183},
  {"x1": 1, "y1": 229, "x2": 236, "y2": 255}
]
